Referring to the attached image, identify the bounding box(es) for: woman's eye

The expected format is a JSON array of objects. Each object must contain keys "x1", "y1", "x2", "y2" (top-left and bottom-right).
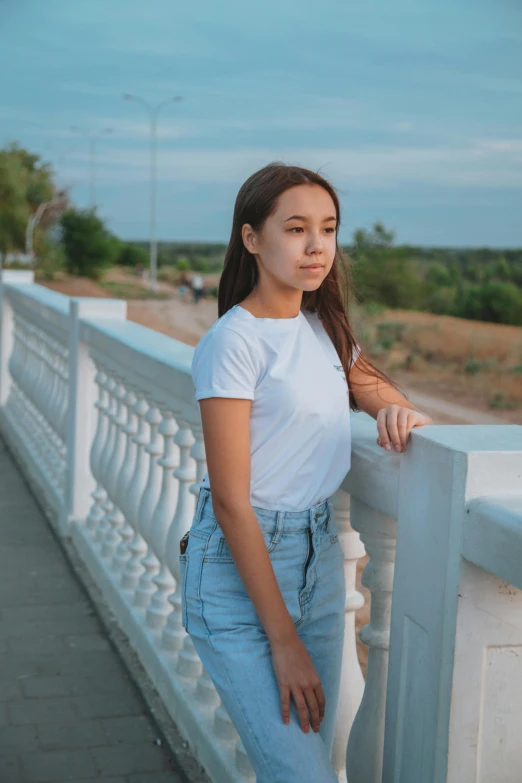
[
  {"x1": 289, "y1": 227, "x2": 336, "y2": 233},
  {"x1": 289, "y1": 227, "x2": 303, "y2": 233}
]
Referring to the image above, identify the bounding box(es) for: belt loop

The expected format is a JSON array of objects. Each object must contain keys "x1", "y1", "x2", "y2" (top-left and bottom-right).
[
  {"x1": 272, "y1": 510, "x2": 284, "y2": 546},
  {"x1": 193, "y1": 487, "x2": 207, "y2": 526}
]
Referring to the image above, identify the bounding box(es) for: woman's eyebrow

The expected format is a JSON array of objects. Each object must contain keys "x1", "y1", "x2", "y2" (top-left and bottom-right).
[{"x1": 284, "y1": 215, "x2": 337, "y2": 223}]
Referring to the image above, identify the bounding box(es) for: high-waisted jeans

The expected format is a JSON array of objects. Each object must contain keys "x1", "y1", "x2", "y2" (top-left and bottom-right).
[{"x1": 179, "y1": 487, "x2": 346, "y2": 782}]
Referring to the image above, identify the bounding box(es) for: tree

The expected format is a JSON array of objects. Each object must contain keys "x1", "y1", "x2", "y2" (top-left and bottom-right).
[
  {"x1": 61, "y1": 208, "x2": 117, "y2": 279},
  {"x1": 0, "y1": 142, "x2": 67, "y2": 259},
  {"x1": 118, "y1": 243, "x2": 148, "y2": 267}
]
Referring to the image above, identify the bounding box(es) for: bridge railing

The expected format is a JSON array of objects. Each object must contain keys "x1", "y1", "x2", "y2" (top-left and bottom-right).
[{"x1": 1, "y1": 270, "x2": 521, "y2": 783}]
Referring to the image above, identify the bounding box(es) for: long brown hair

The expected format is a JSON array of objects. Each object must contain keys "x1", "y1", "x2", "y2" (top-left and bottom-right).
[{"x1": 218, "y1": 162, "x2": 408, "y2": 412}]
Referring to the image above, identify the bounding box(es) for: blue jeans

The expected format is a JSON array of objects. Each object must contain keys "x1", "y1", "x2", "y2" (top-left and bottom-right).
[{"x1": 179, "y1": 488, "x2": 346, "y2": 782}]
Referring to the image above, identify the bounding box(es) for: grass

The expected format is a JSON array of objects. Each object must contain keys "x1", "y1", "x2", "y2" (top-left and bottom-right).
[{"x1": 353, "y1": 303, "x2": 522, "y2": 411}]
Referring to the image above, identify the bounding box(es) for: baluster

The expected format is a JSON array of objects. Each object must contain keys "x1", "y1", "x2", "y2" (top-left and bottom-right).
[
  {"x1": 116, "y1": 390, "x2": 149, "y2": 579},
  {"x1": 94, "y1": 375, "x2": 117, "y2": 547},
  {"x1": 121, "y1": 392, "x2": 150, "y2": 590},
  {"x1": 195, "y1": 669, "x2": 220, "y2": 708},
  {"x1": 101, "y1": 377, "x2": 128, "y2": 559},
  {"x1": 111, "y1": 387, "x2": 139, "y2": 572},
  {"x1": 133, "y1": 400, "x2": 163, "y2": 609},
  {"x1": 146, "y1": 407, "x2": 179, "y2": 631},
  {"x1": 236, "y1": 738, "x2": 255, "y2": 780},
  {"x1": 346, "y1": 497, "x2": 397, "y2": 783},
  {"x1": 85, "y1": 366, "x2": 109, "y2": 537},
  {"x1": 214, "y1": 703, "x2": 238, "y2": 744},
  {"x1": 162, "y1": 414, "x2": 196, "y2": 653},
  {"x1": 331, "y1": 488, "x2": 366, "y2": 780}
]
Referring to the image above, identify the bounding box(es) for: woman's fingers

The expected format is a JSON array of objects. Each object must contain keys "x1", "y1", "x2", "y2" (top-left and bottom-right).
[
  {"x1": 397, "y1": 407, "x2": 411, "y2": 450},
  {"x1": 376, "y1": 408, "x2": 391, "y2": 450},
  {"x1": 304, "y1": 686, "x2": 322, "y2": 733},
  {"x1": 385, "y1": 406, "x2": 401, "y2": 451},
  {"x1": 291, "y1": 688, "x2": 310, "y2": 733},
  {"x1": 314, "y1": 684, "x2": 326, "y2": 724},
  {"x1": 283, "y1": 685, "x2": 324, "y2": 733},
  {"x1": 280, "y1": 685, "x2": 291, "y2": 725},
  {"x1": 377, "y1": 407, "x2": 434, "y2": 452}
]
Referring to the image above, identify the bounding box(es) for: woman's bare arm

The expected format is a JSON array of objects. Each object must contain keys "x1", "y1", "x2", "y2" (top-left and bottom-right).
[
  {"x1": 348, "y1": 357, "x2": 433, "y2": 452},
  {"x1": 198, "y1": 396, "x2": 329, "y2": 732},
  {"x1": 198, "y1": 396, "x2": 298, "y2": 645}
]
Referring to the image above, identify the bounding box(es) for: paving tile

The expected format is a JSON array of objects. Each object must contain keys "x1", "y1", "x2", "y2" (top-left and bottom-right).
[
  {"x1": 91, "y1": 742, "x2": 172, "y2": 776},
  {"x1": 8, "y1": 697, "x2": 77, "y2": 725},
  {"x1": 0, "y1": 674, "x2": 22, "y2": 701},
  {"x1": 128, "y1": 774, "x2": 184, "y2": 783},
  {"x1": 0, "y1": 724, "x2": 40, "y2": 755},
  {"x1": 0, "y1": 755, "x2": 24, "y2": 782},
  {"x1": 20, "y1": 675, "x2": 71, "y2": 699},
  {"x1": 73, "y1": 691, "x2": 145, "y2": 720},
  {"x1": 37, "y1": 720, "x2": 108, "y2": 751},
  {"x1": 101, "y1": 715, "x2": 157, "y2": 745},
  {"x1": 21, "y1": 748, "x2": 97, "y2": 782},
  {"x1": 64, "y1": 633, "x2": 112, "y2": 652},
  {"x1": 0, "y1": 447, "x2": 182, "y2": 782},
  {"x1": 74, "y1": 778, "x2": 126, "y2": 783},
  {"x1": 7, "y1": 635, "x2": 67, "y2": 656},
  {"x1": 2, "y1": 603, "x2": 92, "y2": 624}
]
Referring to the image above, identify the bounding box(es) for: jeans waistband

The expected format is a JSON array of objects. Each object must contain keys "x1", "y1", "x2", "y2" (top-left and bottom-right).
[{"x1": 193, "y1": 487, "x2": 332, "y2": 534}]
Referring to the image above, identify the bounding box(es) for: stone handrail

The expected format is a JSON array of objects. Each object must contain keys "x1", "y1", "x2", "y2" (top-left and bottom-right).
[{"x1": 1, "y1": 272, "x2": 521, "y2": 782}]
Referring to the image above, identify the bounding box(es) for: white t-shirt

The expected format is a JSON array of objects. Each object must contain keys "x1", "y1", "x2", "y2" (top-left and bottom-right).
[{"x1": 191, "y1": 303, "x2": 360, "y2": 511}]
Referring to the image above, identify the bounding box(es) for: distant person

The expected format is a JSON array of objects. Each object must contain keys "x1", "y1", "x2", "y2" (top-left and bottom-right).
[
  {"x1": 183, "y1": 162, "x2": 434, "y2": 781},
  {"x1": 191, "y1": 273, "x2": 204, "y2": 304},
  {"x1": 135, "y1": 263, "x2": 144, "y2": 279}
]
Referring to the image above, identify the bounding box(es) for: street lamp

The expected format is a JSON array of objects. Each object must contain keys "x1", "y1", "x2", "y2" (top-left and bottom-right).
[
  {"x1": 123, "y1": 93, "x2": 183, "y2": 292},
  {"x1": 70, "y1": 126, "x2": 113, "y2": 209},
  {"x1": 26, "y1": 197, "x2": 61, "y2": 259}
]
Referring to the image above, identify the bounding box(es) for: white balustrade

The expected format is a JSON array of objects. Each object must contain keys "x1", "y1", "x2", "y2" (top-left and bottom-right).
[
  {"x1": 110, "y1": 385, "x2": 139, "y2": 572},
  {"x1": 146, "y1": 406, "x2": 179, "y2": 631},
  {"x1": 331, "y1": 488, "x2": 366, "y2": 783},
  {"x1": 2, "y1": 274, "x2": 521, "y2": 783},
  {"x1": 101, "y1": 374, "x2": 128, "y2": 559},
  {"x1": 133, "y1": 398, "x2": 163, "y2": 609},
  {"x1": 121, "y1": 391, "x2": 150, "y2": 591},
  {"x1": 85, "y1": 365, "x2": 110, "y2": 536}
]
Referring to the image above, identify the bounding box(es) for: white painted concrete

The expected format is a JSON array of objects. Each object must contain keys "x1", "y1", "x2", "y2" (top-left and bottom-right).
[{"x1": 1, "y1": 278, "x2": 521, "y2": 783}]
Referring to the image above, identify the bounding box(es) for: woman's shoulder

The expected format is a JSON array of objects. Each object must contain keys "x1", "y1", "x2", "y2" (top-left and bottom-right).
[{"x1": 192, "y1": 308, "x2": 259, "y2": 369}]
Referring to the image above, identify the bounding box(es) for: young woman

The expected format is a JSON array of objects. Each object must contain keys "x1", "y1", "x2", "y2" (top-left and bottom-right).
[{"x1": 180, "y1": 162, "x2": 433, "y2": 782}]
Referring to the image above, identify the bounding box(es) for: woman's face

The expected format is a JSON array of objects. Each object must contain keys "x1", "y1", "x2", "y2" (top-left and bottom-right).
[{"x1": 242, "y1": 184, "x2": 338, "y2": 292}]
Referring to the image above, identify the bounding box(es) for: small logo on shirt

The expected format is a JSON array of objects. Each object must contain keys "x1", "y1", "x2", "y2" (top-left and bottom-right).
[{"x1": 334, "y1": 364, "x2": 349, "y2": 395}]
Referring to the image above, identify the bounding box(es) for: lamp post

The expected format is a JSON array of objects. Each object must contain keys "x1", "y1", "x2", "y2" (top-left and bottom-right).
[
  {"x1": 123, "y1": 93, "x2": 183, "y2": 292},
  {"x1": 70, "y1": 127, "x2": 113, "y2": 209}
]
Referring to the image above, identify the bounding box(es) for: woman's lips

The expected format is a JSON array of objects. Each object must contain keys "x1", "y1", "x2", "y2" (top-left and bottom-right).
[{"x1": 301, "y1": 264, "x2": 323, "y2": 272}]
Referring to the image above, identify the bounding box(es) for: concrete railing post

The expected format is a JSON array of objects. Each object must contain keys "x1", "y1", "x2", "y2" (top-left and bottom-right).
[
  {"x1": 383, "y1": 424, "x2": 522, "y2": 783},
  {"x1": 60, "y1": 297, "x2": 126, "y2": 536},
  {"x1": 0, "y1": 271, "x2": 34, "y2": 407}
]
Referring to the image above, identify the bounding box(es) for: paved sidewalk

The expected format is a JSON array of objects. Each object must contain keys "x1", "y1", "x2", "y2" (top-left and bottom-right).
[{"x1": 0, "y1": 438, "x2": 186, "y2": 783}]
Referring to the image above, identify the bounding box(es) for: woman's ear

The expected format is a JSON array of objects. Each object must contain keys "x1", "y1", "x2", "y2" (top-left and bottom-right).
[{"x1": 241, "y1": 223, "x2": 257, "y2": 255}]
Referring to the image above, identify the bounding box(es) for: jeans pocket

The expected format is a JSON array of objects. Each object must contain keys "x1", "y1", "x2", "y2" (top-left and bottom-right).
[
  {"x1": 215, "y1": 530, "x2": 277, "y2": 562},
  {"x1": 179, "y1": 554, "x2": 189, "y2": 631}
]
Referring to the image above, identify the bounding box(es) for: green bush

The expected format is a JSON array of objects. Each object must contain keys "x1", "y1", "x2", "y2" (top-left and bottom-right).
[
  {"x1": 464, "y1": 358, "x2": 483, "y2": 376},
  {"x1": 35, "y1": 242, "x2": 67, "y2": 280},
  {"x1": 61, "y1": 208, "x2": 117, "y2": 280}
]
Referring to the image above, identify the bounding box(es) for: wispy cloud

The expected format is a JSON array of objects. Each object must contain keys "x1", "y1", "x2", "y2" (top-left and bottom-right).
[{"x1": 58, "y1": 139, "x2": 522, "y2": 190}]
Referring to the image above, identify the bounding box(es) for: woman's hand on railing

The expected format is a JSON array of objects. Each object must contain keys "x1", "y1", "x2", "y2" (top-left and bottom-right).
[
  {"x1": 375, "y1": 405, "x2": 433, "y2": 453},
  {"x1": 270, "y1": 635, "x2": 325, "y2": 734}
]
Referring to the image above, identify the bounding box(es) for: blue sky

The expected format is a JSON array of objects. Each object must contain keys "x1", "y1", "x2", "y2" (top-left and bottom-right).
[{"x1": 1, "y1": 0, "x2": 521, "y2": 247}]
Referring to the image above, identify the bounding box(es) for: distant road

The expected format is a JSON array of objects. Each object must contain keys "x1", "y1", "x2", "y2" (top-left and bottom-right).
[{"x1": 404, "y1": 389, "x2": 507, "y2": 425}]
